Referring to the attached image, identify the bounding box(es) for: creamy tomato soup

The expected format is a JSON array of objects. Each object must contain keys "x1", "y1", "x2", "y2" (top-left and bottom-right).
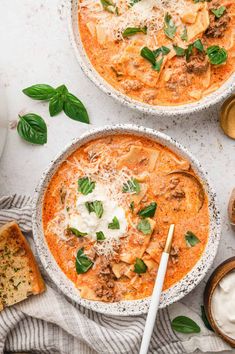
[
  {"x1": 43, "y1": 135, "x2": 209, "y2": 302},
  {"x1": 78, "y1": 0, "x2": 235, "y2": 106}
]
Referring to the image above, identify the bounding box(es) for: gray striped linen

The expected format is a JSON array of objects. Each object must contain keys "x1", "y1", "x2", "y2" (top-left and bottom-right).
[{"x1": 0, "y1": 195, "x2": 231, "y2": 354}]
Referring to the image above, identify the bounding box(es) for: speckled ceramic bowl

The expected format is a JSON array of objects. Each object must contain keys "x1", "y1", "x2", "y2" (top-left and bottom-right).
[
  {"x1": 32, "y1": 125, "x2": 221, "y2": 316},
  {"x1": 68, "y1": 0, "x2": 235, "y2": 116}
]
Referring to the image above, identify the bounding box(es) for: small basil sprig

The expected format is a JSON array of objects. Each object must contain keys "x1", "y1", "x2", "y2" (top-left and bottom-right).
[
  {"x1": 17, "y1": 113, "x2": 47, "y2": 145},
  {"x1": 164, "y1": 13, "x2": 177, "y2": 40},
  {"x1": 185, "y1": 231, "x2": 200, "y2": 247},
  {"x1": 23, "y1": 84, "x2": 89, "y2": 124},
  {"x1": 122, "y1": 178, "x2": 140, "y2": 194},
  {"x1": 134, "y1": 258, "x2": 147, "y2": 274},
  {"x1": 141, "y1": 45, "x2": 170, "y2": 72},
  {"x1": 206, "y1": 46, "x2": 227, "y2": 65},
  {"x1": 108, "y1": 216, "x2": 120, "y2": 229},
  {"x1": 78, "y1": 177, "x2": 95, "y2": 195},
  {"x1": 137, "y1": 219, "x2": 151, "y2": 235},
  {"x1": 96, "y1": 231, "x2": 106, "y2": 241},
  {"x1": 174, "y1": 39, "x2": 204, "y2": 60},
  {"x1": 68, "y1": 227, "x2": 87, "y2": 237},
  {"x1": 85, "y1": 201, "x2": 104, "y2": 218},
  {"x1": 138, "y1": 202, "x2": 157, "y2": 218},
  {"x1": 211, "y1": 6, "x2": 226, "y2": 18},
  {"x1": 171, "y1": 316, "x2": 201, "y2": 333},
  {"x1": 75, "y1": 248, "x2": 93, "y2": 274},
  {"x1": 123, "y1": 27, "x2": 147, "y2": 37}
]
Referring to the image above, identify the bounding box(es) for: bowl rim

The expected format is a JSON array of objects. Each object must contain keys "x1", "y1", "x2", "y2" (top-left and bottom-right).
[
  {"x1": 32, "y1": 124, "x2": 221, "y2": 316},
  {"x1": 68, "y1": 0, "x2": 235, "y2": 117}
]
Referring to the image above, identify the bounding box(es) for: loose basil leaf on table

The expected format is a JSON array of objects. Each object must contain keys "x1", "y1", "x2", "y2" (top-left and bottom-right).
[
  {"x1": 85, "y1": 200, "x2": 104, "y2": 218},
  {"x1": 138, "y1": 202, "x2": 157, "y2": 218},
  {"x1": 49, "y1": 93, "x2": 64, "y2": 117},
  {"x1": 96, "y1": 231, "x2": 106, "y2": 241},
  {"x1": 123, "y1": 27, "x2": 147, "y2": 37},
  {"x1": 69, "y1": 228, "x2": 87, "y2": 237},
  {"x1": 17, "y1": 113, "x2": 47, "y2": 145},
  {"x1": 201, "y1": 306, "x2": 214, "y2": 331},
  {"x1": 134, "y1": 258, "x2": 147, "y2": 274},
  {"x1": 207, "y1": 46, "x2": 227, "y2": 65},
  {"x1": 122, "y1": 178, "x2": 140, "y2": 194},
  {"x1": 164, "y1": 12, "x2": 177, "y2": 39},
  {"x1": 23, "y1": 84, "x2": 56, "y2": 100},
  {"x1": 108, "y1": 216, "x2": 120, "y2": 229},
  {"x1": 78, "y1": 177, "x2": 96, "y2": 195},
  {"x1": 171, "y1": 316, "x2": 201, "y2": 333},
  {"x1": 63, "y1": 93, "x2": 89, "y2": 123},
  {"x1": 211, "y1": 6, "x2": 226, "y2": 18},
  {"x1": 75, "y1": 247, "x2": 93, "y2": 274},
  {"x1": 185, "y1": 231, "x2": 200, "y2": 247},
  {"x1": 137, "y1": 219, "x2": 151, "y2": 235}
]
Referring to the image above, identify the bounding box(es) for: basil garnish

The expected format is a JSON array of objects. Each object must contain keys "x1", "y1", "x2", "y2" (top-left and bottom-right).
[
  {"x1": 154, "y1": 46, "x2": 171, "y2": 56},
  {"x1": 141, "y1": 47, "x2": 156, "y2": 66},
  {"x1": 108, "y1": 216, "x2": 120, "y2": 229},
  {"x1": 68, "y1": 228, "x2": 87, "y2": 237},
  {"x1": 207, "y1": 46, "x2": 228, "y2": 65},
  {"x1": 123, "y1": 27, "x2": 147, "y2": 37},
  {"x1": 100, "y1": 0, "x2": 117, "y2": 14},
  {"x1": 138, "y1": 202, "x2": 157, "y2": 218},
  {"x1": 185, "y1": 231, "x2": 200, "y2": 247},
  {"x1": 141, "y1": 46, "x2": 170, "y2": 72},
  {"x1": 85, "y1": 201, "x2": 104, "y2": 218},
  {"x1": 122, "y1": 178, "x2": 140, "y2": 194},
  {"x1": 17, "y1": 113, "x2": 47, "y2": 145},
  {"x1": 78, "y1": 177, "x2": 95, "y2": 195},
  {"x1": 193, "y1": 39, "x2": 204, "y2": 53},
  {"x1": 164, "y1": 13, "x2": 177, "y2": 40},
  {"x1": 137, "y1": 219, "x2": 151, "y2": 235},
  {"x1": 134, "y1": 258, "x2": 147, "y2": 274},
  {"x1": 75, "y1": 248, "x2": 93, "y2": 274},
  {"x1": 185, "y1": 40, "x2": 204, "y2": 61},
  {"x1": 201, "y1": 306, "x2": 214, "y2": 331},
  {"x1": 171, "y1": 316, "x2": 201, "y2": 333},
  {"x1": 181, "y1": 26, "x2": 188, "y2": 41},
  {"x1": 96, "y1": 231, "x2": 106, "y2": 241},
  {"x1": 130, "y1": 201, "x2": 135, "y2": 212},
  {"x1": 211, "y1": 6, "x2": 226, "y2": 18},
  {"x1": 23, "y1": 84, "x2": 89, "y2": 123},
  {"x1": 173, "y1": 45, "x2": 185, "y2": 57},
  {"x1": 22, "y1": 84, "x2": 56, "y2": 100},
  {"x1": 129, "y1": 0, "x2": 141, "y2": 6}
]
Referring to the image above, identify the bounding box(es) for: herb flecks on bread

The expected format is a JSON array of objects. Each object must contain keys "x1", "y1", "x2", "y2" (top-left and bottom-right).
[{"x1": 0, "y1": 221, "x2": 45, "y2": 310}]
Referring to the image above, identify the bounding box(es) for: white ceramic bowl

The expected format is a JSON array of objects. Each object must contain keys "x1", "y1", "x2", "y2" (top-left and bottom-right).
[
  {"x1": 33, "y1": 125, "x2": 221, "y2": 316},
  {"x1": 68, "y1": 0, "x2": 235, "y2": 116}
]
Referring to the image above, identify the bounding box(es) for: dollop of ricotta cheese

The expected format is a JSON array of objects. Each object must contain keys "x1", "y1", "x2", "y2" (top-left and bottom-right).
[{"x1": 68, "y1": 182, "x2": 128, "y2": 241}]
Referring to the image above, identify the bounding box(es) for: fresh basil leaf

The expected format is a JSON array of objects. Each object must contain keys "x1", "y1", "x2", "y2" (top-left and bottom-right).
[
  {"x1": 96, "y1": 231, "x2": 106, "y2": 241},
  {"x1": 140, "y1": 47, "x2": 156, "y2": 66},
  {"x1": 153, "y1": 45, "x2": 171, "y2": 57},
  {"x1": 185, "y1": 231, "x2": 200, "y2": 247},
  {"x1": 78, "y1": 177, "x2": 95, "y2": 195},
  {"x1": 56, "y1": 84, "x2": 69, "y2": 96},
  {"x1": 129, "y1": 0, "x2": 141, "y2": 5},
  {"x1": 108, "y1": 216, "x2": 120, "y2": 229},
  {"x1": 122, "y1": 178, "x2": 140, "y2": 194},
  {"x1": 211, "y1": 6, "x2": 226, "y2": 18},
  {"x1": 85, "y1": 201, "x2": 104, "y2": 218},
  {"x1": 201, "y1": 306, "x2": 214, "y2": 331},
  {"x1": 134, "y1": 258, "x2": 147, "y2": 274},
  {"x1": 22, "y1": 84, "x2": 56, "y2": 100},
  {"x1": 164, "y1": 13, "x2": 177, "y2": 40},
  {"x1": 181, "y1": 26, "x2": 188, "y2": 41},
  {"x1": 123, "y1": 27, "x2": 147, "y2": 37},
  {"x1": 171, "y1": 316, "x2": 201, "y2": 333},
  {"x1": 137, "y1": 219, "x2": 151, "y2": 235},
  {"x1": 100, "y1": 0, "x2": 117, "y2": 13},
  {"x1": 17, "y1": 113, "x2": 47, "y2": 145},
  {"x1": 207, "y1": 46, "x2": 228, "y2": 65},
  {"x1": 185, "y1": 43, "x2": 193, "y2": 61},
  {"x1": 130, "y1": 201, "x2": 135, "y2": 212},
  {"x1": 75, "y1": 247, "x2": 93, "y2": 274},
  {"x1": 152, "y1": 58, "x2": 164, "y2": 72},
  {"x1": 193, "y1": 39, "x2": 204, "y2": 53},
  {"x1": 49, "y1": 93, "x2": 64, "y2": 117},
  {"x1": 63, "y1": 93, "x2": 89, "y2": 124},
  {"x1": 138, "y1": 202, "x2": 157, "y2": 218},
  {"x1": 68, "y1": 227, "x2": 87, "y2": 237},
  {"x1": 173, "y1": 45, "x2": 185, "y2": 56}
]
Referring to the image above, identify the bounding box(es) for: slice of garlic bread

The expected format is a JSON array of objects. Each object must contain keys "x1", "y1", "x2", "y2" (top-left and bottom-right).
[{"x1": 0, "y1": 221, "x2": 45, "y2": 310}]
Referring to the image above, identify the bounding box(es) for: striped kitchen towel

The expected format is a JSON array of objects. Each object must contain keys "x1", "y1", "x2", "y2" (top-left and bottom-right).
[{"x1": 0, "y1": 195, "x2": 231, "y2": 354}]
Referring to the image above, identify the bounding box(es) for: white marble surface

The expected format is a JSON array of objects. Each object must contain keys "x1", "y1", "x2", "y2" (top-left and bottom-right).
[{"x1": 0, "y1": 0, "x2": 235, "y2": 353}]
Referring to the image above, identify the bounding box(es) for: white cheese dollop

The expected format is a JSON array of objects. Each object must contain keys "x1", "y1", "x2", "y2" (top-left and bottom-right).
[{"x1": 68, "y1": 182, "x2": 128, "y2": 241}]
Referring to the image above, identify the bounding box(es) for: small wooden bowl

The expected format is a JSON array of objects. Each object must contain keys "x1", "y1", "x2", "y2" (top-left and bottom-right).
[{"x1": 204, "y1": 257, "x2": 235, "y2": 347}]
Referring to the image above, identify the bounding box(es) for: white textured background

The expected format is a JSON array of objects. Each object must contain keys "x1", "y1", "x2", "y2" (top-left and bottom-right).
[{"x1": 0, "y1": 0, "x2": 234, "y2": 353}]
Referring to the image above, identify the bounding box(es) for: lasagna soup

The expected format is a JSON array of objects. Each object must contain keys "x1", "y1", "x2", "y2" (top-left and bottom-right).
[
  {"x1": 43, "y1": 135, "x2": 209, "y2": 302},
  {"x1": 78, "y1": 0, "x2": 235, "y2": 105}
]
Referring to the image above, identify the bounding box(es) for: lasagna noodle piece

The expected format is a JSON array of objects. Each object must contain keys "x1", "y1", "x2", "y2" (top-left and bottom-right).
[{"x1": 117, "y1": 146, "x2": 160, "y2": 172}]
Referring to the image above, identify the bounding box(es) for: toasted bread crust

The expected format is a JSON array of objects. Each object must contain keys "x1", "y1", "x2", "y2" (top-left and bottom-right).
[{"x1": 0, "y1": 221, "x2": 45, "y2": 310}]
